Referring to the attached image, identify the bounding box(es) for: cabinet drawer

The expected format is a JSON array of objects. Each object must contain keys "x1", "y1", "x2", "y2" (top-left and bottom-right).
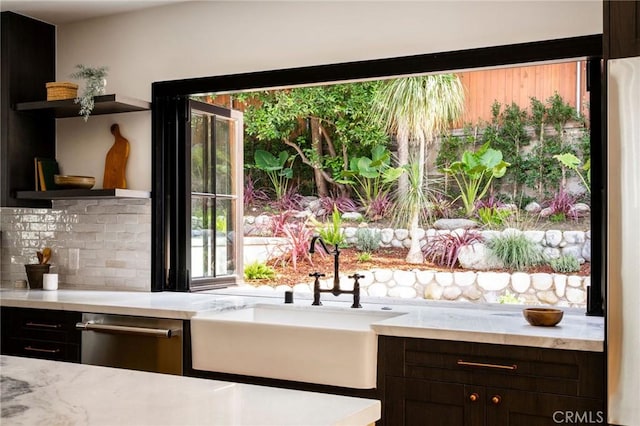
[
  {"x1": 6, "y1": 337, "x2": 80, "y2": 362},
  {"x1": 382, "y1": 336, "x2": 604, "y2": 399},
  {"x1": 1, "y1": 307, "x2": 81, "y2": 344}
]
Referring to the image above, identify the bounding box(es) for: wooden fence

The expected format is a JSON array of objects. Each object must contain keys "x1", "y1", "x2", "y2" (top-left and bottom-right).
[
  {"x1": 207, "y1": 61, "x2": 588, "y2": 127},
  {"x1": 458, "y1": 61, "x2": 588, "y2": 124}
]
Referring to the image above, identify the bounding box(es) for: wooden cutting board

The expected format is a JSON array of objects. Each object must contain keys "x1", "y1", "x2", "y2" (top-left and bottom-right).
[{"x1": 103, "y1": 123, "x2": 130, "y2": 189}]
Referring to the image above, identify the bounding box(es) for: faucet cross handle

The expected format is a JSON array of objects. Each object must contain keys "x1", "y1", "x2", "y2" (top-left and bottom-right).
[
  {"x1": 348, "y1": 273, "x2": 365, "y2": 282},
  {"x1": 310, "y1": 272, "x2": 326, "y2": 306}
]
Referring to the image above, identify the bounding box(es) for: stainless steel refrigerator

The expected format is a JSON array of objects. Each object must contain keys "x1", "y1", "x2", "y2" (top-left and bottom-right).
[{"x1": 607, "y1": 56, "x2": 640, "y2": 426}]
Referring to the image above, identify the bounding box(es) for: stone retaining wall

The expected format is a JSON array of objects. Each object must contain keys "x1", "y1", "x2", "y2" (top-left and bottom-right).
[
  {"x1": 242, "y1": 216, "x2": 591, "y2": 307},
  {"x1": 245, "y1": 215, "x2": 591, "y2": 263},
  {"x1": 342, "y1": 227, "x2": 591, "y2": 263},
  {"x1": 242, "y1": 269, "x2": 590, "y2": 308}
]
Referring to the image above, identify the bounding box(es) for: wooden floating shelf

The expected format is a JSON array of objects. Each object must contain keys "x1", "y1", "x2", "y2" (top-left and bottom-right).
[
  {"x1": 16, "y1": 189, "x2": 151, "y2": 200},
  {"x1": 15, "y1": 94, "x2": 150, "y2": 118}
]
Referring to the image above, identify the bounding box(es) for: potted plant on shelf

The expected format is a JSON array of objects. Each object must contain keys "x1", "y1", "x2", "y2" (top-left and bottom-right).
[
  {"x1": 24, "y1": 247, "x2": 52, "y2": 289},
  {"x1": 70, "y1": 64, "x2": 109, "y2": 121}
]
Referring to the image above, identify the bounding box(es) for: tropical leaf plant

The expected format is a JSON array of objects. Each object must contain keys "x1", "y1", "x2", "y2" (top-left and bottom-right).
[
  {"x1": 442, "y1": 142, "x2": 510, "y2": 217},
  {"x1": 338, "y1": 145, "x2": 403, "y2": 216},
  {"x1": 253, "y1": 150, "x2": 294, "y2": 199},
  {"x1": 554, "y1": 152, "x2": 591, "y2": 194}
]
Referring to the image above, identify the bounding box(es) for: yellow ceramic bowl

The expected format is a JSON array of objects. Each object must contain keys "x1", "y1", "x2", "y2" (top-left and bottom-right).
[{"x1": 54, "y1": 175, "x2": 96, "y2": 189}]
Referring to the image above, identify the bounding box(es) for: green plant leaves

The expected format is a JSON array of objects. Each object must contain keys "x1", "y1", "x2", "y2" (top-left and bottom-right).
[{"x1": 254, "y1": 150, "x2": 288, "y2": 171}]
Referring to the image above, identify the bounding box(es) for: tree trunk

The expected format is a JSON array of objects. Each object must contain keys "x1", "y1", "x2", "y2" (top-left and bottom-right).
[
  {"x1": 397, "y1": 136, "x2": 409, "y2": 195},
  {"x1": 310, "y1": 117, "x2": 329, "y2": 197},
  {"x1": 406, "y1": 140, "x2": 426, "y2": 264}
]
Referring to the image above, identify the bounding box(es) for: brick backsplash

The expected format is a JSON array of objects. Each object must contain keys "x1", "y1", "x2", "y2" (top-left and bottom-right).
[{"x1": 0, "y1": 199, "x2": 151, "y2": 291}]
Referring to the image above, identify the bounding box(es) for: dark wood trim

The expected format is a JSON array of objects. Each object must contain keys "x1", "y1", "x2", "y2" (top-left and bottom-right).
[
  {"x1": 587, "y1": 58, "x2": 605, "y2": 317},
  {"x1": 152, "y1": 35, "x2": 602, "y2": 97},
  {"x1": 604, "y1": 0, "x2": 640, "y2": 59}
]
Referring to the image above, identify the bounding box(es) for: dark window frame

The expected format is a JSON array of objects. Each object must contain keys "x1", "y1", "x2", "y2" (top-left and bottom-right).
[{"x1": 151, "y1": 34, "x2": 605, "y2": 316}]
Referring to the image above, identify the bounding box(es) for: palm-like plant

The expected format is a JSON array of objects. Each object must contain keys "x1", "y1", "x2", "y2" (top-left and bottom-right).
[{"x1": 370, "y1": 75, "x2": 465, "y2": 263}]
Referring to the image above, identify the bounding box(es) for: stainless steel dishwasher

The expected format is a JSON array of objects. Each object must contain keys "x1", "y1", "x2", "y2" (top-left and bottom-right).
[{"x1": 76, "y1": 313, "x2": 183, "y2": 375}]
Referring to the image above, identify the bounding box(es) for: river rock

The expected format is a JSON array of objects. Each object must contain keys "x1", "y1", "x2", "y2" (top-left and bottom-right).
[
  {"x1": 342, "y1": 212, "x2": 363, "y2": 221},
  {"x1": 511, "y1": 272, "x2": 531, "y2": 293},
  {"x1": 423, "y1": 282, "x2": 443, "y2": 300},
  {"x1": 433, "y1": 218, "x2": 479, "y2": 230},
  {"x1": 477, "y1": 272, "x2": 510, "y2": 291},
  {"x1": 563, "y1": 231, "x2": 586, "y2": 244},
  {"x1": 545, "y1": 230, "x2": 563, "y2": 247},
  {"x1": 524, "y1": 202, "x2": 541, "y2": 213},
  {"x1": 435, "y1": 272, "x2": 454, "y2": 286},
  {"x1": 453, "y1": 271, "x2": 476, "y2": 287},
  {"x1": 380, "y1": 228, "x2": 394, "y2": 244},
  {"x1": 463, "y1": 286, "x2": 483, "y2": 300},
  {"x1": 389, "y1": 286, "x2": 417, "y2": 299},
  {"x1": 443, "y1": 286, "x2": 462, "y2": 300},
  {"x1": 531, "y1": 273, "x2": 553, "y2": 291},
  {"x1": 395, "y1": 228, "x2": 409, "y2": 240},
  {"x1": 458, "y1": 243, "x2": 504, "y2": 270}
]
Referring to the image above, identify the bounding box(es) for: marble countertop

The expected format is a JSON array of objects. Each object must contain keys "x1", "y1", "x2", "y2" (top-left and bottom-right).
[
  {"x1": 1, "y1": 355, "x2": 380, "y2": 426},
  {"x1": 0, "y1": 289, "x2": 248, "y2": 319},
  {"x1": 0, "y1": 288, "x2": 604, "y2": 351}
]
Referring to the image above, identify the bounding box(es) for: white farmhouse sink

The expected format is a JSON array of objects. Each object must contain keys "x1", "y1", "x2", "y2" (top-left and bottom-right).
[{"x1": 191, "y1": 304, "x2": 405, "y2": 389}]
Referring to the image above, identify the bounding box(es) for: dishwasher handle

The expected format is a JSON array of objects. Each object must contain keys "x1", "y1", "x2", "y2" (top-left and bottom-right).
[{"x1": 76, "y1": 321, "x2": 180, "y2": 338}]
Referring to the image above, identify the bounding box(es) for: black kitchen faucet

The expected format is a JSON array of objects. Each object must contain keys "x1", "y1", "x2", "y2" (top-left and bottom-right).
[{"x1": 309, "y1": 235, "x2": 362, "y2": 308}]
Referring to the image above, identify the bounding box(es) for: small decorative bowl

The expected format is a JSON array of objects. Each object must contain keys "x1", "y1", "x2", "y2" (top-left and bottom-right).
[
  {"x1": 523, "y1": 308, "x2": 564, "y2": 327},
  {"x1": 54, "y1": 175, "x2": 95, "y2": 189}
]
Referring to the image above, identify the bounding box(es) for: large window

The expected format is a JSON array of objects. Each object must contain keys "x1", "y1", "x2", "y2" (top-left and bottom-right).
[{"x1": 151, "y1": 35, "x2": 603, "y2": 315}]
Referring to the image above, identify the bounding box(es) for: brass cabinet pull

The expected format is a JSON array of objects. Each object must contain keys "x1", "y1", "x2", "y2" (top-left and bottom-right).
[
  {"x1": 491, "y1": 395, "x2": 502, "y2": 405},
  {"x1": 25, "y1": 321, "x2": 62, "y2": 329},
  {"x1": 469, "y1": 393, "x2": 480, "y2": 402},
  {"x1": 457, "y1": 360, "x2": 517, "y2": 371},
  {"x1": 24, "y1": 346, "x2": 61, "y2": 354}
]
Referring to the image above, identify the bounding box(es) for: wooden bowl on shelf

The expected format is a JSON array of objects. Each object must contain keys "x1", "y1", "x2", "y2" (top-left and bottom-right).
[
  {"x1": 522, "y1": 308, "x2": 564, "y2": 327},
  {"x1": 54, "y1": 175, "x2": 95, "y2": 189}
]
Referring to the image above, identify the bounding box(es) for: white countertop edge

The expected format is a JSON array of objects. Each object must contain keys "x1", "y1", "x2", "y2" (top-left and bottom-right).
[
  {"x1": 372, "y1": 324, "x2": 603, "y2": 352},
  {"x1": 0, "y1": 355, "x2": 381, "y2": 426}
]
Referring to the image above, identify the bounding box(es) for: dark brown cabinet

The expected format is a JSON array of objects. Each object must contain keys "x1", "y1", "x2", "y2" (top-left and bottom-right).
[
  {"x1": 381, "y1": 336, "x2": 604, "y2": 426},
  {"x1": 604, "y1": 0, "x2": 640, "y2": 59},
  {"x1": 1, "y1": 307, "x2": 82, "y2": 363},
  {"x1": 0, "y1": 12, "x2": 56, "y2": 208}
]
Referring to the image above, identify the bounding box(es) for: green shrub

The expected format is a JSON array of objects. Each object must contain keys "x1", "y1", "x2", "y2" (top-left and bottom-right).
[
  {"x1": 549, "y1": 255, "x2": 581, "y2": 273},
  {"x1": 477, "y1": 206, "x2": 511, "y2": 228},
  {"x1": 317, "y1": 207, "x2": 346, "y2": 248},
  {"x1": 486, "y1": 233, "x2": 546, "y2": 271},
  {"x1": 244, "y1": 261, "x2": 276, "y2": 280},
  {"x1": 549, "y1": 212, "x2": 566, "y2": 222},
  {"x1": 357, "y1": 252, "x2": 373, "y2": 262},
  {"x1": 355, "y1": 228, "x2": 381, "y2": 252}
]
